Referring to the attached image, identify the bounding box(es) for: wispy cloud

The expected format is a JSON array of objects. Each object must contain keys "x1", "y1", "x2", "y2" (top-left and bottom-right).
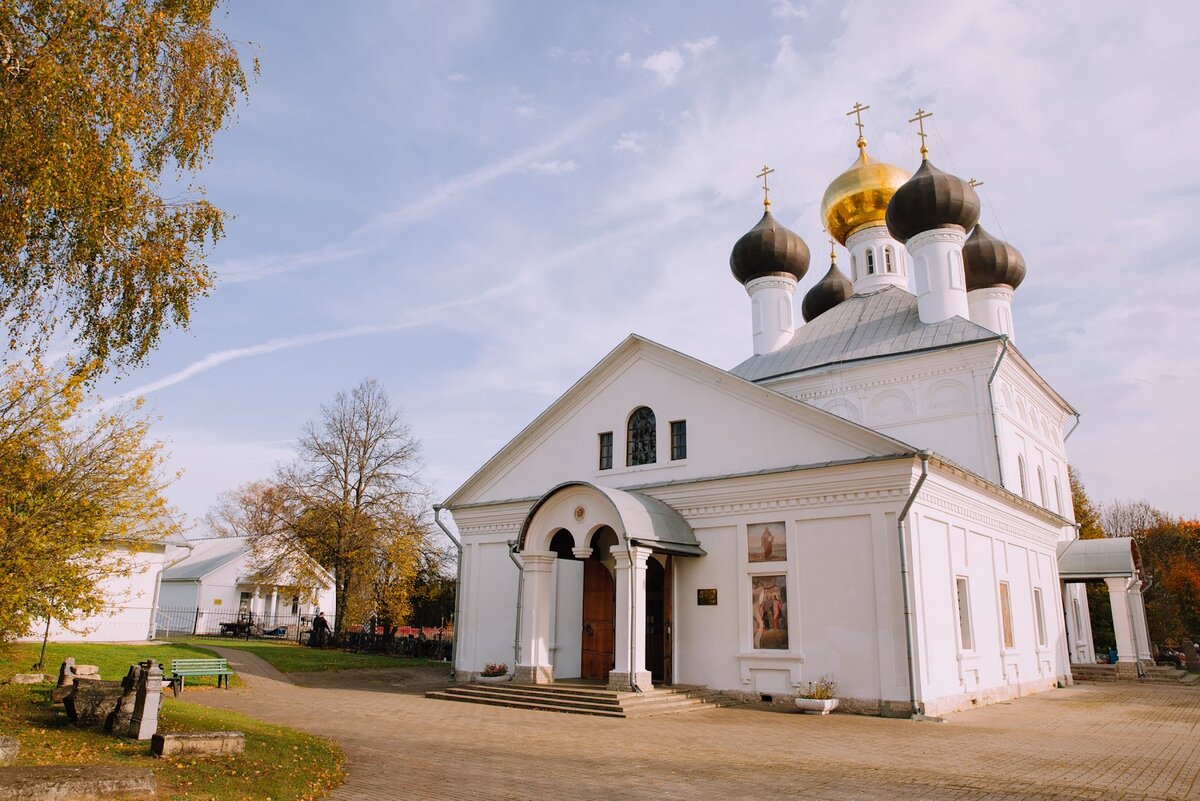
[
  {"x1": 613, "y1": 131, "x2": 646, "y2": 154},
  {"x1": 642, "y1": 48, "x2": 684, "y2": 86},
  {"x1": 770, "y1": 0, "x2": 808, "y2": 19},
  {"x1": 529, "y1": 160, "x2": 578, "y2": 174},
  {"x1": 684, "y1": 36, "x2": 718, "y2": 58}
]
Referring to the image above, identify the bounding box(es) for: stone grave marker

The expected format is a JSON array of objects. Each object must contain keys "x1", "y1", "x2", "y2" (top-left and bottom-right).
[{"x1": 128, "y1": 659, "x2": 163, "y2": 740}]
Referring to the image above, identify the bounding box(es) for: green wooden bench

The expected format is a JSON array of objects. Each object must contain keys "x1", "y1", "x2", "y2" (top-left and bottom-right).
[{"x1": 168, "y1": 658, "x2": 234, "y2": 696}]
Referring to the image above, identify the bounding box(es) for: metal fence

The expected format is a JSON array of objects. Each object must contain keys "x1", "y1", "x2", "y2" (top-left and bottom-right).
[{"x1": 155, "y1": 605, "x2": 308, "y2": 644}]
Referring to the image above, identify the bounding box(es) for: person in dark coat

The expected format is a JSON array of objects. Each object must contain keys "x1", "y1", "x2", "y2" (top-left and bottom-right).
[{"x1": 311, "y1": 611, "x2": 330, "y2": 648}]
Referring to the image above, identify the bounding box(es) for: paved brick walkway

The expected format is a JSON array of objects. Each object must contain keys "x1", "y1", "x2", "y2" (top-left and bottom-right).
[{"x1": 195, "y1": 650, "x2": 1200, "y2": 801}]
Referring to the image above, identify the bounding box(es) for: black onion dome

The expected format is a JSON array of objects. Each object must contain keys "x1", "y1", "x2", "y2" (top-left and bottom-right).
[
  {"x1": 963, "y1": 224, "x2": 1026, "y2": 291},
  {"x1": 730, "y1": 209, "x2": 810, "y2": 285},
  {"x1": 801, "y1": 261, "x2": 853, "y2": 322},
  {"x1": 884, "y1": 159, "x2": 981, "y2": 244}
]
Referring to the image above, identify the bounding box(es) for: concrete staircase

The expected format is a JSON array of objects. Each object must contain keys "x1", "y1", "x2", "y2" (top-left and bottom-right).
[
  {"x1": 425, "y1": 681, "x2": 724, "y2": 718},
  {"x1": 1071, "y1": 663, "x2": 1200, "y2": 686}
]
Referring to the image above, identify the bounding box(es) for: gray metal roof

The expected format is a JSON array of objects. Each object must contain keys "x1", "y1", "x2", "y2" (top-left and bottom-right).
[
  {"x1": 1057, "y1": 537, "x2": 1142, "y2": 580},
  {"x1": 161, "y1": 537, "x2": 248, "y2": 581},
  {"x1": 730, "y1": 286, "x2": 999, "y2": 382},
  {"x1": 519, "y1": 481, "x2": 706, "y2": 557}
]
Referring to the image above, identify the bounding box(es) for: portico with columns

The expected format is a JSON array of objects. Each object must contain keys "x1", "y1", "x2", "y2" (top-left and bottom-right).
[
  {"x1": 513, "y1": 481, "x2": 703, "y2": 691},
  {"x1": 1057, "y1": 537, "x2": 1153, "y2": 672}
]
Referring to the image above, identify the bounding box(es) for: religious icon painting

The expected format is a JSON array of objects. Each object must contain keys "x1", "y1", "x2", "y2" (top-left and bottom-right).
[
  {"x1": 751, "y1": 574, "x2": 788, "y2": 650},
  {"x1": 747, "y1": 521, "x2": 786, "y2": 563}
]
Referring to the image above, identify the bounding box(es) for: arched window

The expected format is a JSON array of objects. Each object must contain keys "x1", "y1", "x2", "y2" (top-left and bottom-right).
[
  {"x1": 1037, "y1": 467, "x2": 1047, "y2": 507},
  {"x1": 850, "y1": 253, "x2": 858, "y2": 280},
  {"x1": 1017, "y1": 455, "x2": 1028, "y2": 498},
  {"x1": 884, "y1": 246, "x2": 894, "y2": 273},
  {"x1": 627, "y1": 406, "x2": 656, "y2": 466},
  {"x1": 866, "y1": 248, "x2": 876, "y2": 275},
  {"x1": 1053, "y1": 477, "x2": 1063, "y2": 514}
]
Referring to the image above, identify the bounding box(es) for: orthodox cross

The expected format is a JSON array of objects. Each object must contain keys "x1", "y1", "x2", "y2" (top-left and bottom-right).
[
  {"x1": 757, "y1": 164, "x2": 775, "y2": 209},
  {"x1": 846, "y1": 102, "x2": 870, "y2": 147},
  {"x1": 968, "y1": 178, "x2": 984, "y2": 190},
  {"x1": 909, "y1": 108, "x2": 933, "y2": 157},
  {"x1": 828, "y1": 236, "x2": 838, "y2": 262}
]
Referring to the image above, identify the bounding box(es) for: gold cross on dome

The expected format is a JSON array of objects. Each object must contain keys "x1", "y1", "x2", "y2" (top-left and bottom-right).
[
  {"x1": 828, "y1": 236, "x2": 837, "y2": 261},
  {"x1": 909, "y1": 108, "x2": 933, "y2": 157},
  {"x1": 757, "y1": 164, "x2": 775, "y2": 209},
  {"x1": 846, "y1": 102, "x2": 870, "y2": 147},
  {"x1": 969, "y1": 178, "x2": 984, "y2": 189}
]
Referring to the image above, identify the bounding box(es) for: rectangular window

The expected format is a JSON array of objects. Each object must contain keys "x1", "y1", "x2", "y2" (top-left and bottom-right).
[
  {"x1": 955, "y1": 577, "x2": 974, "y2": 651},
  {"x1": 670, "y1": 420, "x2": 687, "y2": 460},
  {"x1": 999, "y1": 581, "x2": 1015, "y2": 649},
  {"x1": 1033, "y1": 587, "x2": 1047, "y2": 647},
  {"x1": 598, "y1": 432, "x2": 613, "y2": 470}
]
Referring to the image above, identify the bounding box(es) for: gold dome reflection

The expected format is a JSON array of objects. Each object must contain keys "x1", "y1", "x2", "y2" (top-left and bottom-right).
[{"x1": 820, "y1": 146, "x2": 910, "y2": 244}]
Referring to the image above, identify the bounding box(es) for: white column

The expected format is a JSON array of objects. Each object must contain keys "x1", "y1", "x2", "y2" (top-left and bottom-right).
[
  {"x1": 745, "y1": 275, "x2": 798, "y2": 355},
  {"x1": 516, "y1": 552, "x2": 556, "y2": 684},
  {"x1": 1127, "y1": 580, "x2": 1153, "y2": 664},
  {"x1": 847, "y1": 224, "x2": 909, "y2": 294},
  {"x1": 908, "y1": 227, "x2": 970, "y2": 324},
  {"x1": 610, "y1": 544, "x2": 653, "y2": 691},
  {"x1": 1104, "y1": 577, "x2": 1137, "y2": 670},
  {"x1": 269, "y1": 589, "x2": 279, "y2": 627},
  {"x1": 968, "y1": 286, "x2": 1016, "y2": 341}
]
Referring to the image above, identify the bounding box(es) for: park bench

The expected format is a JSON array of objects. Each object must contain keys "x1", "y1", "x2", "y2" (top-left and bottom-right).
[{"x1": 167, "y1": 658, "x2": 234, "y2": 696}]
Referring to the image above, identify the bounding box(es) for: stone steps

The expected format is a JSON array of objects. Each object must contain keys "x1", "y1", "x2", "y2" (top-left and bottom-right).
[
  {"x1": 1071, "y1": 664, "x2": 1200, "y2": 685},
  {"x1": 425, "y1": 682, "x2": 723, "y2": 718}
]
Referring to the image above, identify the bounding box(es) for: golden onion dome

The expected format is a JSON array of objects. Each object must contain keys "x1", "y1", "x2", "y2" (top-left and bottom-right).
[{"x1": 820, "y1": 144, "x2": 911, "y2": 245}]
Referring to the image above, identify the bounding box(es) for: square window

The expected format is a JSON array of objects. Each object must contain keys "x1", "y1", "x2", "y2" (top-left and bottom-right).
[
  {"x1": 670, "y1": 420, "x2": 687, "y2": 460},
  {"x1": 598, "y1": 432, "x2": 613, "y2": 470}
]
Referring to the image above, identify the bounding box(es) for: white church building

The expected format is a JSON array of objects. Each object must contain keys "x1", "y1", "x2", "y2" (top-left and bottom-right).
[{"x1": 440, "y1": 114, "x2": 1151, "y2": 717}]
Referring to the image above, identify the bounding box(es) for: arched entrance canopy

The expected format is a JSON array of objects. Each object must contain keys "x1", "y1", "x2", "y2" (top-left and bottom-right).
[
  {"x1": 518, "y1": 481, "x2": 705, "y2": 557},
  {"x1": 1056, "y1": 537, "x2": 1142, "y2": 581}
]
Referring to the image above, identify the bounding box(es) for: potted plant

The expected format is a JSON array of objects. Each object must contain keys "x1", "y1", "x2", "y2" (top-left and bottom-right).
[
  {"x1": 477, "y1": 662, "x2": 510, "y2": 683},
  {"x1": 795, "y1": 675, "x2": 839, "y2": 715}
]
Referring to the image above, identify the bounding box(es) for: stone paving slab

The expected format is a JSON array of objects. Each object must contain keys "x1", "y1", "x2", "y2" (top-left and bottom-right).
[{"x1": 189, "y1": 653, "x2": 1200, "y2": 801}]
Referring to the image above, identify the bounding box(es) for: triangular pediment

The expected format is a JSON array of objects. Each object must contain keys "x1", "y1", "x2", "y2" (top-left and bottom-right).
[{"x1": 444, "y1": 335, "x2": 915, "y2": 508}]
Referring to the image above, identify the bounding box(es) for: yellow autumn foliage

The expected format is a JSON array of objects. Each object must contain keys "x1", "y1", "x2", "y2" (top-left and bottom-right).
[{"x1": 0, "y1": 361, "x2": 178, "y2": 638}]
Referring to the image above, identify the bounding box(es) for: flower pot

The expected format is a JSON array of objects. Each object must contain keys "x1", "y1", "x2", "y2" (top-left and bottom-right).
[
  {"x1": 795, "y1": 697, "x2": 839, "y2": 715},
  {"x1": 477, "y1": 673, "x2": 511, "y2": 683}
]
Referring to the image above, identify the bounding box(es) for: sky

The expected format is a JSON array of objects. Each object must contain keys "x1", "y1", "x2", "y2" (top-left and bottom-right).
[{"x1": 96, "y1": 0, "x2": 1200, "y2": 533}]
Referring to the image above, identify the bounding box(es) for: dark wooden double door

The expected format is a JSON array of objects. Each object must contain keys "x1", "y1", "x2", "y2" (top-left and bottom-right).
[{"x1": 579, "y1": 556, "x2": 672, "y2": 683}]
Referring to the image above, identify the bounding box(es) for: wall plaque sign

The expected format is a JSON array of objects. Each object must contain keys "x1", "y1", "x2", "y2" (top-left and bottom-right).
[{"x1": 697, "y1": 588, "x2": 718, "y2": 606}]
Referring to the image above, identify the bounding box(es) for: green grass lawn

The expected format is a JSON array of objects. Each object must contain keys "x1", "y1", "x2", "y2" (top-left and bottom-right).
[
  {"x1": 182, "y1": 637, "x2": 445, "y2": 673},
  {"x1": 0, "y1": 644, "x2": 344, "y2": 800},
  {"x1": 11, "y1": 641, "x2": 241, "y2": 689}
]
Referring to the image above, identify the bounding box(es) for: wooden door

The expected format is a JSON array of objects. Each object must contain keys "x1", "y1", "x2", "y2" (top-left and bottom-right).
[{"x1": 581, "y1": 560, "x2": 615, "y2": 679}]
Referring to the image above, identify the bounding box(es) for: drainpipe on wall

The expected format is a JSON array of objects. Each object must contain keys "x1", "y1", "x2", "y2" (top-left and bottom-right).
[
  {"x1": 507, "y1": 540, "x2": 524, "y2": 677},
  {"x1": 432, "y1": 505, "x2": 463, "y2": 680},
  {"x1": 1063, "y1": 412, "x2": 1082, "y2": 441},
  {"x1": 986, "y1": 339, "x2": 1011, "y2": 487},
  {"x1": 897, "y1": 450, "x2": 932, "y2": 719}
]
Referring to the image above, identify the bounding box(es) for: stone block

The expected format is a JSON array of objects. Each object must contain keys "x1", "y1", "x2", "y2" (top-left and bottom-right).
[
  {"x1": 73, "y1": 665, "x2": 100, "y2": 677},
  {"x1": 64, "y1": 680, "x2": 124, "y2": 727},
  {"x1": 105, "y1": 665, "x2": 141, "y2": 735},
  {"x1": 0, "y1": 737, "x2": 17, "y2": 767},
  {"x1": 9, "y1": 675, "x2": 43, "y2": 685},
  {"x1": 0, "y1": 765, "x2": 155, "y2": 800},
  {"x1": 50, "y1": 686, "x2": 74, "y2": 704},
  {"x1": 55, "y1": 658, "x2": 76, "y2": 688},
  {"x1": 150, "y1": 731, "x2": 245, "y2": 758}
]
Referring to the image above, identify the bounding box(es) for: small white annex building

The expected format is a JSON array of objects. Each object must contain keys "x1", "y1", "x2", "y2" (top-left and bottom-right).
[
  {"x1": 156, "y1": 536, "x2": 335, "y2": 638},
  {"x1": 442, "y1": 121, "x2": 1151, "y2": 716},
  {"x1": 25, "y1": 526, "x2": 193, "y2": 643}
]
